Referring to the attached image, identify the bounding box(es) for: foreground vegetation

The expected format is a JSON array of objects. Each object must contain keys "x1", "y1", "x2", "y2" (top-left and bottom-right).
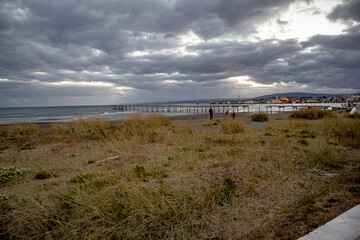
[
  {"x1": 0, "y1": 113, "x2": 359, "y2": 239},
  {"x1": 251, "y1": 112, "x2": 269, "y2": 122},
  {"x1": 289, "y1": 109, "x2": 334, "y2": 120}
]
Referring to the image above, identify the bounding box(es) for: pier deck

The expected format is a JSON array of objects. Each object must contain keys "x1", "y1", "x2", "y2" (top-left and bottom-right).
[
  {"x1": 111, "y1": 104, "x2": 332, "y2": 114},
  {"x1": 112, "y1": 104, "x2": 250, "y2": 113}
]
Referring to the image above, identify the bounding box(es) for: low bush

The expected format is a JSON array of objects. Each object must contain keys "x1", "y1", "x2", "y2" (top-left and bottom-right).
[
  {"x1": 289, "y1": 109, "x2": 334, "y2": 120},
  {"x1": 0, "y1": 166, "x2": 26, "y2": 183},
  {"x1": 251, "y1": 112, "x2": 269, "y2": 122},
  {"x1": 34, "y1": 171, "x2": 53, "y2": 180}
]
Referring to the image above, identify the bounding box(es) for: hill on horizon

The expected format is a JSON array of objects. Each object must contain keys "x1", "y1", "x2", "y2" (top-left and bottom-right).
[
  {"x1": 253, "y1": 92, "x2": 358, "y2": 99},
  {"x1": 138, "y1": 92, "x2": 359, "y2": 105}
]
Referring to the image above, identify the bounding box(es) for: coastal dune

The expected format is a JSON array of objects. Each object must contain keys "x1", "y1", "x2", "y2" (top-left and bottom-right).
[{"x1": 0, "y1": 110, "x2": 359, "y2": 239}]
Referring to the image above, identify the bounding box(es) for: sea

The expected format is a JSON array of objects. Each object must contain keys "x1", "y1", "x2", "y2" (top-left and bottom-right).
[{"x1": 0, "y1": 103, "x2": 347, "y2": 125}]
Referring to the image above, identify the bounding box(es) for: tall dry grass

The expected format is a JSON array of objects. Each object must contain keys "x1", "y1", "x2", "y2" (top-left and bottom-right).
[
  {"x1": 119, "y1": 114, "x2": 172, "y2": 142},
  {"x1": 221, "y1": 119, "x2": 246, "y2": 134},
  {"x1": 51, "y1": 118, "x2": 114, "y2": 140},
  {"x1": 321, "y1": 117, "x2": 360, "y2": 148},
  {"x1": 1, "y1": 114, "x2": 359, "y2": 239},
  {"x1": 0, "y1": 124, "x2": 43, "y2": 140},
  {"x1": 289, "y1": 109, "x2": 334, "y2": 120}
]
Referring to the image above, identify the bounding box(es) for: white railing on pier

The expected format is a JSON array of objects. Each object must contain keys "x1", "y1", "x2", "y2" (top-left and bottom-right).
[{"x1": 111, "y1": 104, "x2": 333, "y2": 114}]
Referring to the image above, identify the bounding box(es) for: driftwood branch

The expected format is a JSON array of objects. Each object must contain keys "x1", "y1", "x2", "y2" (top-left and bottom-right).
[{"x1": 95, "y1": 156, "x2": 119, "y2": 163}]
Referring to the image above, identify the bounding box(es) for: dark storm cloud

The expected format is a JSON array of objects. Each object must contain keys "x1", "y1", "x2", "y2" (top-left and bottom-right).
[
  {"x1": 130, "y1": 39, "x2": 302, "y2": 76},
  {"x1": 303, "y1": 27, "x2": 360, "y2": 50},
  {"x1": 248, "y1": 25, "x2": 360, "y2": 89},
  {"x1": 175, "y1": 0, "x2": 302, "y2": 38},
  {"x1": 296, "y1": 27, "x2": 360, "y2": 89},
  {"x1": 0, "y1": 0, "x2": 359, "y2": 106},
  {"x1": 328, "y1": 0, "x2": 360, "y2": 22}
]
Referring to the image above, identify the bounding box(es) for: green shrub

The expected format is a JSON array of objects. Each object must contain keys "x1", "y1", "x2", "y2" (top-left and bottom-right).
[
  {"x1": 251, "y1": 113, "x2": 269, "y2": 122},
  {"x1": 34, "y1": 171, "x2": 52, "y2": 179},
  {"x1": 290, "y1": 109, "x2": 334, "y2": 120},
  {"x1": 0, "y1": 166, "x2": 26, "y2": 183}
]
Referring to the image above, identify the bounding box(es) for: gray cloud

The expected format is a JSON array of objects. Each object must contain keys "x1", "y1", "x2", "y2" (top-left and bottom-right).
[{"x1": 328, "y1": 0, "x2": 360, "y2": 22}]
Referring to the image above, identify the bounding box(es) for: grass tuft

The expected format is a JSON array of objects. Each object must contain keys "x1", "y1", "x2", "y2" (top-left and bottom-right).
[
  {"x1": 298, "y1": 139, "x2": 309, "y2": 146},
  {"x1": 251, "y1": 112, "x2": 269, "y2": 122},
  {"x1": 34, "y1": 171, "x2": 53, "y2": 179},
  {"x1": 221, "y1": 119, "x2": 246, "y2": 134},
  {"x1": 321, "y1": 118, "x2": 360, "y2": 148},
  {"x1": 72, "y1": 173, "x2": 96, "y2": 183}
]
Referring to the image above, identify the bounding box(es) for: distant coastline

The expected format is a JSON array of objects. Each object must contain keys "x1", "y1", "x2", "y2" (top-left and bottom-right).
[{"x1": 0, "y1": 102, "x2": 353, "y2": 125}]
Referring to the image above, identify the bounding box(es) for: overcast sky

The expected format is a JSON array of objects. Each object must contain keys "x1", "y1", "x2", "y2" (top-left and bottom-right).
[{"x1": 1, "y1": 0, "x2": 359, "y2": 107}]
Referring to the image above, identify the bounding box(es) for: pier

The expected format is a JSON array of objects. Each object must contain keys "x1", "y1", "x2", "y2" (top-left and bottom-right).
[
  {"x1": 112, "y1": 104, "x2": 250, "y2": 113},
  {"x1": 111, "y1": 104, "x2": 333, "y2": 114}
]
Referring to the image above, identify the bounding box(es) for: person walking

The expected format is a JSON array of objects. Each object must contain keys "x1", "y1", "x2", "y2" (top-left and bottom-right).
[
  {"x1": 231, "y1": 111, "x2": 236, "y2": 120},
  {"x1": 209, "y1": 107, "x2": 214, "y2": 120}
]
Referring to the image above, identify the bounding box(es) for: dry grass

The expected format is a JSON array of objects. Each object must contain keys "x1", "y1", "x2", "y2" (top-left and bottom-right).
[
  {"x1": 221, "y1": 119, "x2": 246, "y2": 134},
  {"x1": 251, "y1": 112, "x2": 269, "y2": 122},
  {"x1": 0, "y1": 113, "x2": 359, "y2": 239},
  {"x1": 320, "y1": 118, "x2": 360, "y2": 148},
  {"x1": 289, "y1": 109, "x2": 334, "y2": 120}
]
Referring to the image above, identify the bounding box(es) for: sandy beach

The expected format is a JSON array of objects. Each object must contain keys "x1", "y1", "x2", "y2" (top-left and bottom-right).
[{"x1": 169, "y1": 112, "x2": 293, "y2": 131}]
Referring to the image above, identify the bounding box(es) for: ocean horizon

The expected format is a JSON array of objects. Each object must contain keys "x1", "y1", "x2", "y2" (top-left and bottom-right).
[{"x1": 0, "y1": 102, "x2": 347, "y2": 125}]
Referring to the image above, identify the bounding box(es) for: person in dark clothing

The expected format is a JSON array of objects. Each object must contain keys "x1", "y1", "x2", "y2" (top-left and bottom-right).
[
  {"x1": 231, "y1": 111, "x2": 236, "y2": 120},
  {"x1": 209, "y1": 107, "x2": 214, "y2": 120}
]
